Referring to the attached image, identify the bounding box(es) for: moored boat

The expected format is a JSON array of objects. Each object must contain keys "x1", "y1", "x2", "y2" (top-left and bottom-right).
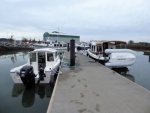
[
  {"x1": 76, "y1": 42, "x2": 90, "y2": 50},
  {"x1": 87, "y1": 40, "x2": 136, "y2": 68},
  {"x1": 10, "y1": 48, "x2": 61, "y2": 87},
  {"x1": 33, "y1": 40, "x2": 67, "y2": 48}
]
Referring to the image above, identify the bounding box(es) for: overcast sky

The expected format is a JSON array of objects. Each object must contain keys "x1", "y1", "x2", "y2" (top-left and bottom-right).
[{"x1": 0, "y1": 0, "x2": 150, "y2": 42}]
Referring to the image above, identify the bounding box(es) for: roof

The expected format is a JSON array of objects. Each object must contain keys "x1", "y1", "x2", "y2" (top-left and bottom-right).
[
  {"x1": 30, "y1": 48, "x2": 57, "y2": 53},
  {"x1": 96, "y1": 40, "x2": 127, "y2": 45},
  {"x1": 43, "y1": 32, "x2": 80, "y2": 38}
]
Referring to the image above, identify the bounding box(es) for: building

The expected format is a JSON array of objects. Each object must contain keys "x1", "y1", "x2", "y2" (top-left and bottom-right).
[{"x1": 43, "y1": 31, "x2": 80, "y2": 43}]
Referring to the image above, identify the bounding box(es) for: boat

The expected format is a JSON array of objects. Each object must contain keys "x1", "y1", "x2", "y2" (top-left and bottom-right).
[
  {"x1": 33, "y1": 43, "x2": 48, "y2": 47},
  {"x1": 33, "y1": 40, "x2": 67, "y2": 48},
  {"x1": 10, "y1": 48, "x2": 61, "y2": 87},
  {"x1": 87, "y1": 40, "x2": 136, "y2": 68},
  {"x1": 76, "y1": 42, "x2": 90, "y2": 51}
]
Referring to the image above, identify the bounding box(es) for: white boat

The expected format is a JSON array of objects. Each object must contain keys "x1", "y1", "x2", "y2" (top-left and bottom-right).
[
  {"x1": 87, "y1": 40, "x2": 136, "y2": 68},
  {"x1": 33, "y1": 40, "x2": 67, "y2": 48},
  {"x1": 76, "y1": 42, "x2": 90, "y2": 50},
  {"x1": 10, "y1": 48, "x2": 61, "y2": 87},
  {"x1": 33, "y1": 43, "x2": 48, "y2": 47}
]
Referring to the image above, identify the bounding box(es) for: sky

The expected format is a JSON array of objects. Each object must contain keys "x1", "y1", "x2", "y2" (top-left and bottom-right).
[{"x1": 0, "y1": 0, "x2": 150, "y2": 43}]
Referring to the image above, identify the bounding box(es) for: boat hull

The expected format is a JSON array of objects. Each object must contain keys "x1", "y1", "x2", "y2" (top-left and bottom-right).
[
  {"x1": 105, "y1": 49, "x2": 136, "y2": 67},
  {"x1": 87, "y1": 49, "x2": 136, "y2": 68},
  {"x1": 10, "y1": 62, "x2": 60, "y2": 84}
]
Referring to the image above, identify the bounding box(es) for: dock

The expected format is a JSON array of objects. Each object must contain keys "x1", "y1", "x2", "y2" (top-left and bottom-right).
[
  {"x1": 0, "y1": 43, "x2": 34, "y2": 51},
  {"x1": 144, "y1": 51, "x2": 150, "y2": 55},
  {"x1": 47, "y1": 51, "x2": 150, "y2": 113}
]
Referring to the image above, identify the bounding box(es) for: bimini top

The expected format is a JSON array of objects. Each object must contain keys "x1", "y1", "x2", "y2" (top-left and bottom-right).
[
  {"x1": 95, "y1": 40, "x2": 127, "y2": 45},
  {"x1": 30, "y1": 48, "x2": 57, "y2": 53}
]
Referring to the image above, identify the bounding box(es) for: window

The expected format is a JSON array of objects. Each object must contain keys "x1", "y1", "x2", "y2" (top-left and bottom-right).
[
  {"x1": 97, "y1": 46, "x2": 102, "y2": 52},
  {"x1": 30, "y1": 53, "x2": 36, "y2": 62},
  {"x1": 55, "y1": 52, "x2": 57, "y2": 58},
  {"x1": 47, "y1": 53, "x2": 54, "y2": 61},
  {"x1": 93, "y1": 46, "x2": 95, "y2": 51}
]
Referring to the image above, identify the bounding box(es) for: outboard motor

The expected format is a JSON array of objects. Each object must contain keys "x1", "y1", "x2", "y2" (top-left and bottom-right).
[{"x1": 20, "y1": 66, "x2": 35, "y2": 88}]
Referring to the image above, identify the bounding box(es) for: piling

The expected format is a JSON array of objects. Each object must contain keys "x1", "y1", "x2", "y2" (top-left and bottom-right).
[
  {"x1": 67, "y1": 43, "x2": 69, "y2": 52},
  {"x1": 144, "y1": 51, "x2": 150, "y2": 55},
  {"x1": 70, "y1": 39, "x2": 75, "y2": 66}
]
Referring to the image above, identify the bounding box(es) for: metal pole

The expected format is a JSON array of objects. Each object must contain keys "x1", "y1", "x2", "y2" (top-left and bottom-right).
[
  {"x1": 70, "y1": 39, "x2": 75, "y2": 66},
  {"x1": 67, "y1": 43, "x2": 69, "y2": 52}
]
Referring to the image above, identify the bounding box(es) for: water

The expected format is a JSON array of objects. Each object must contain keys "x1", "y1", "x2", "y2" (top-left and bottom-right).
[
  {"x1": 0, "y1": 50, "x2": 150, "y2": 113},
  {"x1": 0, "y1": 51, "x2": 53, "y2": 113},
  {"x1": 128, "y1": 51, "x2": 150, "y2": 90},
  {"x1": 112, "y1": 51, "x2": 150, "y2": 91}
]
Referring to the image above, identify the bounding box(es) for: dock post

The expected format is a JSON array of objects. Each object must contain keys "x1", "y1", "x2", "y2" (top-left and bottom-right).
[
  {"x1": 70, "y1": 39, "x2": 75, "y2": 66},
  {"x1": 67, "y1": 43, "x2": 69, "y2": 52}
]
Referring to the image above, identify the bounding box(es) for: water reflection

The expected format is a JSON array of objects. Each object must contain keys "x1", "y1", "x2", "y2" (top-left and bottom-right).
[
  {"x1": 12, "y1": 84, "x2": 53, "y2": 107},
  {"x1": 0, "y1": 50, "x2": 29, "y2": 64},
  {"x1": 22, "y1": 88, "x2": 35, "y2": 107},
  {"x1": 145, "y1": 55, "x2": 150, "y2": 62},
  {"x1": 112, "y1": 67, "x2": 135, "y2": 82},
  {"x1": 10, "y1": 54, "x2": 18, "y2": 64},
  {"x1": 143, "y1": 52, "x2": 150, "y2": 62},
  {"x1": 0, "y1": 50, "x2": 28, "y2": 57}
]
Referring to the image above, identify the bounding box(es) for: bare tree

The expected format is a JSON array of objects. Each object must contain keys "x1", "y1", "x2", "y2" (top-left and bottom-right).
[
  {"x1": 32, "y1": 38, "x2": 36, "y2": 43},
  {"x1": 9, "y1": 35, "x2": 14, "y2": 44},
  {"x1": 28, "y1": 38, "x2": 32, "y2": 43},
  {"x1": 22, "y1": 37, "x2": 28, "y2": 44}
]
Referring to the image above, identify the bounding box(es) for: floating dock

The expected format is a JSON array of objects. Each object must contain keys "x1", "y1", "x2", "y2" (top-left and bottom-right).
[
  {"x1": 144, "y1": 51, "x2": 150, "y2": 55},
  {"x1": 47, "y1": 51, "x2": 150, "y2": 113},
  {"x1": 0, "y1": 44, "x2": 34, "y2": 51}
]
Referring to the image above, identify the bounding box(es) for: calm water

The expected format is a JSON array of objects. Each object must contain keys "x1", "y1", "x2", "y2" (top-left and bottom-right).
[
  {"x1": 127, "y1": 51, "x2": 150, "y2": 90},
  {"x1": 0, "y1": 51, "x2": 53, "y2": 113},
  {"x1": 112, "y1": 51, "x2": 150, "y2": 90},
  {"x1": 0, "y1": 50, "x2": 150, "y2": 113}
]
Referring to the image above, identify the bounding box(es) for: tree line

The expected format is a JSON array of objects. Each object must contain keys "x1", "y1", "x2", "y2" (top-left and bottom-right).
[{"x1": 8, "y1": 35, "x2": 43, "y2": 44}]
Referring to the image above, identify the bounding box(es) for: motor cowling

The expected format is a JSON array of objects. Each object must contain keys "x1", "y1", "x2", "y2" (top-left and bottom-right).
[{"x1": 20, "y1": 66, "x2": 35, "y2": 88}]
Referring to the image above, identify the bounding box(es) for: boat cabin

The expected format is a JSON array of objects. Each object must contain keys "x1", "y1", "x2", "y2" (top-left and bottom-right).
[
  {"x1": 90, "y1": 40, "x2": 126, "y2": 54},
  {"x1": 28, "y1": 48, "x2": 59, "y2": 74}
]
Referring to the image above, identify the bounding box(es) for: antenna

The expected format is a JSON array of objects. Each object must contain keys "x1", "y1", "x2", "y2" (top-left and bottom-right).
[
  {"x1": 57, "y1": 27, "x2": 59, "y2": 52},
  {"x1": 57, "y1": 27, "x2": 59, "y2": 43}
]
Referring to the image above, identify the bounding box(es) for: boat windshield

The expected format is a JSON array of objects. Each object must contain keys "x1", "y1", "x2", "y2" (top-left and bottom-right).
[
  {"x1": 97, "y1": 46, "x2": 102, "y2": 52},
  {"x1": 91, "y1": 46, "x2": 95, "y2": 51},
  {"x1": 30, "y1": 53, "x2": 36, "y2": 62},
  {"x1": 55, "y1": 52, "x2": 57, "y2": 58},
  {"x1": 47, "y1": 53, "x2": 54, "y2": 61}
]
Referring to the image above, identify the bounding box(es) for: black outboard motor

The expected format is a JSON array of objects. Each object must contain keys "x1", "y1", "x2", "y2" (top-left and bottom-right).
[{"x1": 20, "y1": 66, "x2": 35, "y2": 88}]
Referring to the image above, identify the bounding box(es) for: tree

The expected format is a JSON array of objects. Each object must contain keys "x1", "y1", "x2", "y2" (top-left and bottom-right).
[
  {"x1": 9, "y1": 35, "x2": 14, "y2": 44},
  {"x1": 38, "y1": 40, "x2": 41, "y2": 43},
  {"x1": 128, "y1": 40, "x2": 134, "y2": 44},
  {"x1": 22, "y1": 37, "x2": 28, "y2": 44},
  {"x1": 32, "y1": 38, "x2": 36, "y2": 43},
  {"x1": 28, "y1": 38, "x2": 32, "y2": 43}
]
